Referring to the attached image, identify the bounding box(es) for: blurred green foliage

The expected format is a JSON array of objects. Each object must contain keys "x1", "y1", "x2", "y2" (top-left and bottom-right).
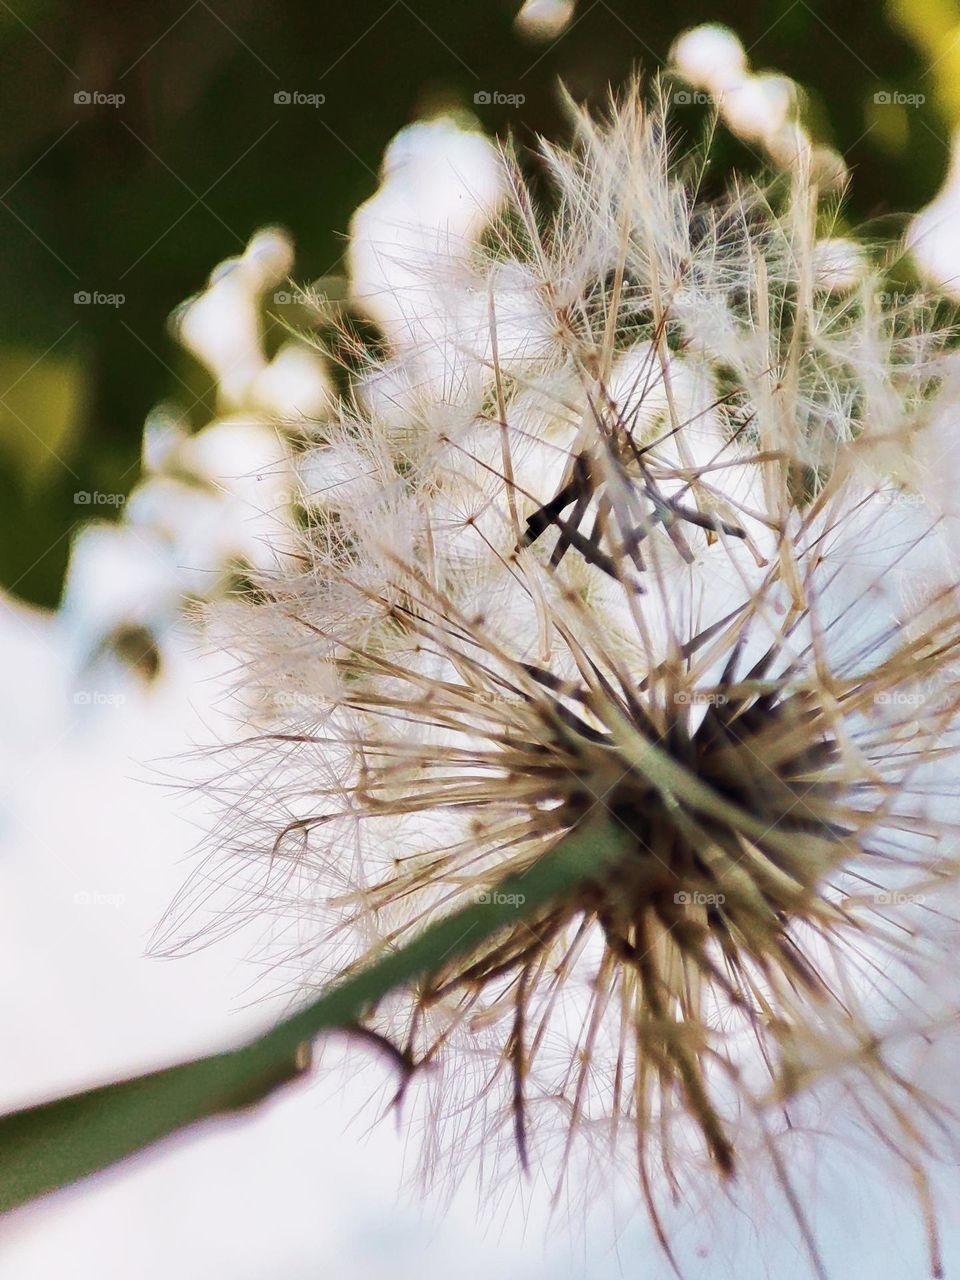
[{"x1": 0, "y1": 0, "x2": 953, "y2": 606}]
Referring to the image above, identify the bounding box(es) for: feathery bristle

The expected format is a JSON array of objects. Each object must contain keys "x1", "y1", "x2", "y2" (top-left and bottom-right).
[{"x1": 158, "y1": 83, "x2": 960, "y2": 1275}]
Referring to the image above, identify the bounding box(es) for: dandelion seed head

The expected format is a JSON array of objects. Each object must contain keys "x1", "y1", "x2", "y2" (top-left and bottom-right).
[{"x1": 161, "y1": 84, "x2": 960, "y2": 1274}]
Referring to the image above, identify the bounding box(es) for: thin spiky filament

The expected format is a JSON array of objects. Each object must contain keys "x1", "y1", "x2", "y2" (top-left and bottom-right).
[
  {"x1": 416, "y1": 673, "x2": 845, "y2": 1181},
  {"x1": 519, "y1": 432, "x2": 754, "y2": 578},
  {"x1": 157, "y1": 85, "x2": 960, "y2": 1275},
  {"x1": 289, "y1": 532, "x2": 960, "y2": 1224},
  {"x1": 517, "y1": 331, "x2": 765, "y2": 580},
  {"x1": 159, "y1": 377, "x2": 960, "y2": 1270}
]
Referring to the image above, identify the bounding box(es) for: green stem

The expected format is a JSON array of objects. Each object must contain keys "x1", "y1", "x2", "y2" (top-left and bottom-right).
[{"x1": 0, "y1": 818, "x2": 625, "y2": 1215}]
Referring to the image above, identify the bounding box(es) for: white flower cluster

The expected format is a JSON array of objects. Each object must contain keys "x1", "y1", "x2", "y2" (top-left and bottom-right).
[
  {"x1": 61, "y1": 228, "x2": 333, "y2": 675},
  {"x1": 670, "y1": 23, "x2": 847, "y2": 187}
]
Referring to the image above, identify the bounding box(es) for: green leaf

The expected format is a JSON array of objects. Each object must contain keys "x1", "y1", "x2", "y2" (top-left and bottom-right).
[{"x1": 0, "y1": 818, "x2": 626, "y2": 1215}]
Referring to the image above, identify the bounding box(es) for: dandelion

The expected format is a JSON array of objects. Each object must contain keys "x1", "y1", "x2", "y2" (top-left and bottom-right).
[{"x1": 160, "y1": 86, "x2": 960, "y2": 1275}]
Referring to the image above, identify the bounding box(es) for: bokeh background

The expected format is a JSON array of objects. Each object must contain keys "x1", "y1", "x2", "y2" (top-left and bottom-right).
[
  {"x1": 2, "y1": 0, "x2": 960, "y2": 610},
  {"x1": 3, "y1": 2, "x2": 960, "y2": 1277}
]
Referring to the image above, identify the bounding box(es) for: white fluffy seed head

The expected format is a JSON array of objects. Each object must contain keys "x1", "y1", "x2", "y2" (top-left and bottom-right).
[{"x1": 162, "y1": 84, "x2": 960, "y2": 1275}]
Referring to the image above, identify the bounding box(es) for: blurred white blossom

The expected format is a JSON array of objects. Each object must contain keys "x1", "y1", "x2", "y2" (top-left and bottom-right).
[
  {"x1": 174, "y1": 228, "x2": 296, "y2": 408},
  {"x1": 60, "y1": 223, "x2": 335, "y2": 678},
  {"x1": 514, "y1": 0, "x2": 576, "y2": 40},
  {"x1": 670, "y1": 23, "x2": 847, "y2": 188},
  {"x1": 908, "y1": 129, "x2": 960, "y2": 299}
]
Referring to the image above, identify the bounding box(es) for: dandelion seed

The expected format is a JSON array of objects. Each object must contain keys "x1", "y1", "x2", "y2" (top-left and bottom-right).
[{"x1": 160, "y1": 85, "x2": 960, "y2": 1276}]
